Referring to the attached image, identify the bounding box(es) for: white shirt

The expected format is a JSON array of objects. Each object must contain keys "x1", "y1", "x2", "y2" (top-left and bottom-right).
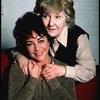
[{"x1": 50, "y1": 26, "x2": 96, "y2": 83}]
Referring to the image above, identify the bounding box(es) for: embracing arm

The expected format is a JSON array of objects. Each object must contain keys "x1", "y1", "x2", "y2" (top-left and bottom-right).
[
  {"x1": 65, "y1": 34, "x2": 96, "y2": 82},
  {"x1": 10, "y1": 48, "x2": 29, "y2": 75},
  {"x1": 42, "y1": 35, "x2": 96, "y2": 83},
  {"x1": 10, "y1": 34, "x2": 96, "y2": 83}
]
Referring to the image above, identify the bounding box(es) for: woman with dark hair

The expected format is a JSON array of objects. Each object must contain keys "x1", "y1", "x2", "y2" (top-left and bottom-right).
[
  {"x1": 8, "y1": 12, "x2": 76, "y2": 100},
  {"x1": 11, "y1": 0, "x2": 95, "y2": 83}
]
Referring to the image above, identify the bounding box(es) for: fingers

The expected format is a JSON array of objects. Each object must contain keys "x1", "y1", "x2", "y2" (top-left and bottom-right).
[
  {"x1": 28, "y1": 60, "x2": 34, "y2": 70},
  {"x1": 42, "y1": 65, "x2": 56, "y2": 80},
  {"x1": 43, "y1": 75, "x2": 55, "y2": 80},
  {"x1": 42, "y1": 64, "x2": 66, "y2": 80},
  {"x1": 42, "y1": 70, "x2": 56, "y2": 80},
  {"x1": 22, "y1": 60, "x2": 35, "y2": 75},
  {"x1": 28, "y1": 60, "x2": 42, "y2": 79},
  {"x1": 17, "y1": 56, "x2": 29, "y2": 75},
  {"x1": 30, "y1": 60, "x2": 37, "y2": 67},
  {"x1": 28, "y1": 60, "x2": 39, "y2": 71},
  {"x1": 22, "y1": 66, "x2": 28, "y2": 75},
  {"x1": 21, "y1": 60, "x2": 37, "y2": 75},
  {"x1": 42, "y1": 65, "x2": 52, "y2": 74},
  {"x1": 21, "y1": 62, "x2": 29, "y2": 75}
]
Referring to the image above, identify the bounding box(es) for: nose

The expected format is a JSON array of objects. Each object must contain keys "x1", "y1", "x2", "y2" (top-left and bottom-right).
[
  {"x1": 48, "y1": 17, "x2": 54, "y2": 26},
  {"x1": 34, "y1": 42, "x2": 39, "y2": 51}
]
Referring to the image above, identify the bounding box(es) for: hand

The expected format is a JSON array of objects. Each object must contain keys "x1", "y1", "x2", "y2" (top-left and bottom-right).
[
  {"x1": 42, "y1": 64, "x2": 66, "y2": 80},
  {"x1": 28, "y1": 60, "x2": 42, "y2": 79},
  {"x1": 17, "y1": 55, "x2": 29, "y2": 75}
]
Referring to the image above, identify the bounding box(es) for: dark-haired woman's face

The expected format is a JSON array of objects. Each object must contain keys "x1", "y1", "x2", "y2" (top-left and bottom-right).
[{"x1": 26, "y1": 31, "x2": 49, "y2": 62}]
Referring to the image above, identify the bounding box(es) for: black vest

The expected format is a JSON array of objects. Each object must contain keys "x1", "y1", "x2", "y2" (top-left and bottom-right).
[{"x1": 54, "y1": 25, "x2": 89, "y2": 66}]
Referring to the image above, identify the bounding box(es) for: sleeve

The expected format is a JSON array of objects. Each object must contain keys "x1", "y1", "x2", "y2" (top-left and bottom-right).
[
  {"x1": 8, "y1": 63, "x2": 40, "y2": 100},
  {"x1": 46, "y1": 77, "x2": 76, "y2": 100},
  {"x1": 10, "y1": 47, "x2": 23, "y2": 59},
  {"x1": 65, "y1": 34, "x2": 96, "y2": 83}
]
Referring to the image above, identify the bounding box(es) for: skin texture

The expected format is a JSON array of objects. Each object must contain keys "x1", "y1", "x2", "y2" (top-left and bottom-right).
[
  {"x1": 26, "y1": 31, "x2": 49, "y2": 63},
  {"x1": 25, "y1": 31, "x2": 53, "y2": 79},
  {"x1": 42, "y1": 11, "x2": 67, "y2": 37},
  {"x1": 17, "y1": 11, "x2": 67, "y2": 79},
  {"x1": 13, "y1": 0, "x2": 95, "y2": 83}
]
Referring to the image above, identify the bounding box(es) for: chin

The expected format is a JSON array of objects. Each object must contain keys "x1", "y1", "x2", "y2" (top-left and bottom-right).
[
  {"x1": 49, "y1": 33, "x2": 58, "y2": 37},
  {"x1": 35, "y1": 57, "x2": 45, "y2": 62}
]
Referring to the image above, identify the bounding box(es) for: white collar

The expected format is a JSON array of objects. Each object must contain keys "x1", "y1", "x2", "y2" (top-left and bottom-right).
[{"x1": 56, "y1": 26, "x2": 68, "y2": 47}]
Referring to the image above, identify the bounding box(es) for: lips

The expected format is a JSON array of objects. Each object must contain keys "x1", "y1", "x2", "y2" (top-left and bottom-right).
[
  {"x1": 34, "y1": 51, "x2": 44, "y2": 57},
  {"x1": 47, "y1": 28, "x2": 56, "y2": 33},
  {"x1": 47, "y1": 27, "x2": 56, "y2": 30}
]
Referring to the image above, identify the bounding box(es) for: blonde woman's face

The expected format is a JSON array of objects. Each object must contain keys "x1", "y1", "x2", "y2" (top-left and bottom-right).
[{"x1": 42, "y1": 11, "x2": 67, "y2": 37}]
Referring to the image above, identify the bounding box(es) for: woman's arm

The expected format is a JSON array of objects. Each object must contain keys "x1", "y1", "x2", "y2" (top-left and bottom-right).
[
  {"x1": 10, "y1": 34, "x2": 96, "y2": 83},
  {"x1": 10, "y1": 48, "x2": 29, "y2": 75},
  {"x1": 64, "y1": 34, "x2": 96, "y2": 82},
  {"x1": 42, "y1": 35, "x2": 96, "y2": 83}
]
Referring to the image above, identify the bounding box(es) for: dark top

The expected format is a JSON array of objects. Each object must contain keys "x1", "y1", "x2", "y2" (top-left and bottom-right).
[{"x1": 55, "y1": 25, "x2": 89, "y2": 66}]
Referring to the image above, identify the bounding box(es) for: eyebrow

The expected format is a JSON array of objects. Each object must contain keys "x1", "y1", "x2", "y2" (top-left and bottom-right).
[
  {"x1": 26, "y1": 41, "x2": 34, "y2": 44},
  {"x1": 26, "y1": 37, "x2": 44, "y2": 42},
  {"x1": 26, "y1": 41, "x2": 33, "y2": 42},
  {"x1": 43, "y1": 12, "x2": 62, "y2": 16}
]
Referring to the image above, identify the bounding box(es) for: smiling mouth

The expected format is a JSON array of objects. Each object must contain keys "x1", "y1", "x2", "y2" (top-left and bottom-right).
[
  {"x1": 47, "y1": 29, "x2": 56, "y2": 33},
  {"x1": 47, "y1": 28, "x2": 56, "y2": 30},
  {"x1": 34, "y1": 51, "x2": 43, "y2": 57}
]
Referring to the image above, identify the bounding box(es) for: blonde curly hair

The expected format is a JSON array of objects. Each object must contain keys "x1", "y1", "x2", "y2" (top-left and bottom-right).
[{"x1": 34, "y1": 0, "x2": 75, "y2": 28}]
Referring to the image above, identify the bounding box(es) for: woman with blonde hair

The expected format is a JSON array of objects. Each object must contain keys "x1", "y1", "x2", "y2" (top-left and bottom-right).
[
  {"x1": 12, "y1": 0, "x2": 96, "y2": 83},
  {"x1": 8, "y1": 12, "x2": 76, "y2": 100}
]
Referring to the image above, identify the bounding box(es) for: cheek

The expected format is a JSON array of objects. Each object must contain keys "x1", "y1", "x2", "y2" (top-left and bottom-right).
[
  {"x1": 58, "y1": 20, "x2": 66, "y2": 27},
  {"x1": 57, "y1": 21, "x2": 66, "y2": 30},
  {"x1": 42, "y1": 43, "x2": 49, "y2": 52},
  {"x1": 27, "y1": 47, "x2": 34, "y2": 55},
  {"x1": 43, "y1": 20, "x2": 48, "y2": 27}
]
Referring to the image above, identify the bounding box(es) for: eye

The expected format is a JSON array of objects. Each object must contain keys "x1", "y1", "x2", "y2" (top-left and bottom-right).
[
  {"x1": 42, "y1": 14, "x2": 48, "y2": 19},
  {"x1": 26, "y1": 42, "x2": 34, "y2": 46},
  {"x1": 56, "y1": 15, "x2": 61, "y2": 19},
  {"x1": 38, "y1": 39, "x2": 45, "y2": 43}
]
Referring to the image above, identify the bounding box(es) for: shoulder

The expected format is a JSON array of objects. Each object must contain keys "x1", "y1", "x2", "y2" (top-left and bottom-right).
[
  {"x1": 69, "y1": 25, "x2": 89, "y2": 37},
  {"x1": 10, "y1": 63, "x2": 21, "y2": 72},
  {"x1": 68, "y1": 25, "x2": 89, "y2": 42},
  {"x1": 10, "y1": 63, "x2": 25, "y2": 78}
]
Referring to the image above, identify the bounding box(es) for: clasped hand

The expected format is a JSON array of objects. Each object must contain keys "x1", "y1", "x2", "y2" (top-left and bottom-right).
[{"x1": 19, "y1": 59, "x2": 66, "y2": 80}]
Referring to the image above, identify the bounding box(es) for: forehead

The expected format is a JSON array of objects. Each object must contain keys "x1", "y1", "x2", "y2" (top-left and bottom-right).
[
  {"x1": 44, "y1": 6, "x2": 63, "y2": 14},
  {"x1": 44, "y1": 11, "x2": 65, "y2": 16},
  {"x1": 26, "y1": 31, "x2": 43, "y2": 39},
  {"x1": 41, "y1": 0, "x2": 64, "y2": 13}
]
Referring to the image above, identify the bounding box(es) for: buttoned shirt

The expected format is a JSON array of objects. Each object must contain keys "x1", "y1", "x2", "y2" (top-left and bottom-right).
[{"x1": 50, "y1": 26, "x2": 96, "y2": 83}]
